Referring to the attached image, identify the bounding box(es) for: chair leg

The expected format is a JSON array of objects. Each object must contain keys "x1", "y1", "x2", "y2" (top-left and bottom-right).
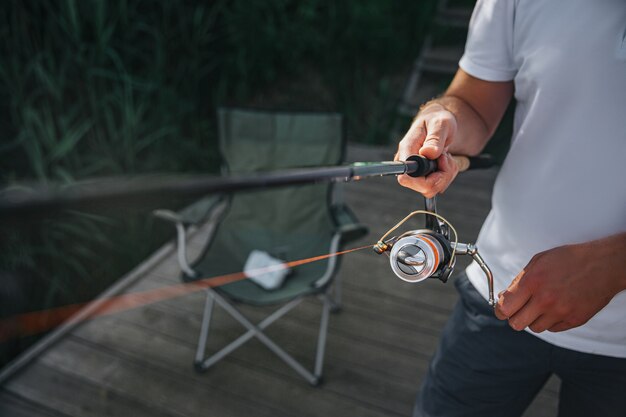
[
  {"x1": 313, "y1": 294, "x2": 332, "y2": 383},
  {"x1": 194, "y1": 290, "x2": 214, "y2": 369},
  {"x1": 331, "y1": 274, "x2": 342, "y2": 313},
  {"x1": 207, "y1": 293, "x2": 319, "y2": 386},
  {"x1": 194, "y1": 289, "x2": 336, "y2": 386},
  {"x1": 196, "y1": 296, "x2": 301, "y2": 371},
  {"x1": 195, "y1": 294, "x2": 314, "y2": 375}
]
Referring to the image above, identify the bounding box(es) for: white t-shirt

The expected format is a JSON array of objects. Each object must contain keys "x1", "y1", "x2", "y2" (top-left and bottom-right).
[{"x1": 461, "y1": 0, "x2": 626, "y2": 358}]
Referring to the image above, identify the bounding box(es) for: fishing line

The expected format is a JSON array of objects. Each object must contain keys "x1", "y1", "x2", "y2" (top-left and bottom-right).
[{"x1": 0, "y1": 244, "x2": 372, "y2": 343}]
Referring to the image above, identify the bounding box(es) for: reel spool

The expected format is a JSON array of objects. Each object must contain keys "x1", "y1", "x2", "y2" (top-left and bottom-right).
[{"x1": 388, "y1": 230, "x2": 454, "y2": 284}]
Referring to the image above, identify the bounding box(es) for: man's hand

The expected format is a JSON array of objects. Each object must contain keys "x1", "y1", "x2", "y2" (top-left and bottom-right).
[
  {"x1": 495, "y1": 233, "x2": 626, "y2": 333},
  {"x1": 394, "y1": 69, "x2": 513, "y2": 198},
  {"x1": 395, "y1": 104, "x2": 459, "y2": 198}
]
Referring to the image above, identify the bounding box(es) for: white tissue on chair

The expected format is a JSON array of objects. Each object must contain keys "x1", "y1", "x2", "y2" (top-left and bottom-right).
[{"x1": 244, "y1": 250, "x2": 290, "y2": 290}]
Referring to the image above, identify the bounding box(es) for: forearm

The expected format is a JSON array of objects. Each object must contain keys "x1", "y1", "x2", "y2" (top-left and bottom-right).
[
  {"x1": 418, "y1": 69, "x2": 514, "y2": 156},
  {"x1": 588, "y1": 231, "x2": 626, "y2": 293},
  {"x1": 419, "y1": 95, "x2": 491, "y2": 156}
]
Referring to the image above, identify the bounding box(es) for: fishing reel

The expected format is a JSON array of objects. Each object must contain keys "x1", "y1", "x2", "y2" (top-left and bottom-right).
[{"x1": 374, "y1": 197, "x2": 496, "y2": 306}]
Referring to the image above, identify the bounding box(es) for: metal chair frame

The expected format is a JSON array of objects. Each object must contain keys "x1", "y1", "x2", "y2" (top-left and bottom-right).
[
  {"x1": 161, "y1": 212, "x2": 344, "y2": 386},
  {"x1": 154, "y1": 109, "x2": 366, "y2": 386}
]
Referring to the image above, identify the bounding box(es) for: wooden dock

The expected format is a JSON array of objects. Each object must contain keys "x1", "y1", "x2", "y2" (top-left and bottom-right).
[{"x1": 0, "y1": 145, "x2": 559, "y2": 417}]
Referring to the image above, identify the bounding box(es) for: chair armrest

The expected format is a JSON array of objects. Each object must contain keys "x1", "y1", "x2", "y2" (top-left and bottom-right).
[
  {"x1": 152, "y1": 194, "x2": 225, "y2": 278},
  {"x1": 331, "y1": 204, "x2": 368, "y2": 244},
  {"x1": 153, "y1": 194, "x2": 225, "y2": 226}
]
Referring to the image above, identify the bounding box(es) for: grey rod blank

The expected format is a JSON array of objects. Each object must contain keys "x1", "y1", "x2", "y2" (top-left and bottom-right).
[{"x1": 0, "y1": 157, "x2": 435, "y2": 215}]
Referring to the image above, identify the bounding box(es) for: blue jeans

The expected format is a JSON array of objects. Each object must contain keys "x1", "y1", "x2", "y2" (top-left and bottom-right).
[{"x1": 413, "y1": 273, "x2": 626, "y2": 417}]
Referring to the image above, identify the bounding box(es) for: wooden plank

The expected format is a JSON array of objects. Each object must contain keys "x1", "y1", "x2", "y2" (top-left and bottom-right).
[
  {"x1": 345, "y1": 195, "x2": 493, "y2": 231},
  {"x1": 143, "y1": 266, "x2": 456, "y2": 337},
  {"x1": 73, "y1": 293, "x2": 560, "y2": 415},
  {"x1": 0, "y1": 224, "x2": 196, "y2": 385},
  {"x1": 33, "y1": 339, "x2": 282, "y2": 417},
  {"x1": 72, "y1": 312, "x2": 427, "y2": 413},
  {"x1": 122, "y1": 285, "x2": 556, "y2": 398},
  {"x1": 341, "y1": 256, "x2": 462, "y2": 307},
  {"x1": 72, "y1": 318, "x2": 417, "y2": 417},
  {"x1": 79, "y1": 299, "x2": 431, "y2": 383},
  {"x1": 3, "y1": 364, "x2": 181, "y2": 417},
  {"x1": 126, "y1": 276, "x2": 445, "y2": 360},
  {"x1": 345, "y1": 183, "x2": 493, "y2": 231},
  {"x1": 43, "y1": 336, "x2": 405, "y2": 417},
  {"x1": 0, "y1": 389, "x2": 70, "y2": 417},
  {"x1": 346, "y1": 168, "x2": 497, "y2": 197}
]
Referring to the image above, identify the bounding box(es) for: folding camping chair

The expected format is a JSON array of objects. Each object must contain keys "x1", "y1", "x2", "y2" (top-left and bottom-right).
[{"x1": 154, "y1": 108, "x2": 367, "y2": 385}]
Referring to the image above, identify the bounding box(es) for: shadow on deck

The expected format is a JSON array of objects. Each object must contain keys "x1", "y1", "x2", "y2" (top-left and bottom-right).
[{"x1": 0, "y1": 145, "x2": 559, "y2": 417}]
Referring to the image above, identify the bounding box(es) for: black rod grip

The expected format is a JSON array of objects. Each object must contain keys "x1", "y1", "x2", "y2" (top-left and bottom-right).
[{"x1": 405, "y1": 155, "x2": 438, "y2": 177}]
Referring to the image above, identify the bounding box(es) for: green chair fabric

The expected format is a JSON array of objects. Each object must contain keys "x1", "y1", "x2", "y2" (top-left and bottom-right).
[{"x1": 185, "y1": 109, "x2": 365, "y2": 305}]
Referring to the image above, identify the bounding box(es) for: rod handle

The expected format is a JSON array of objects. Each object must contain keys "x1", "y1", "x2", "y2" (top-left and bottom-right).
[
  {"x1": 455, "y1": 154, "x2": 494, "y2": 172},
  {"x1": 406, "y1": 154, "x2": 494, "y2": 177}
]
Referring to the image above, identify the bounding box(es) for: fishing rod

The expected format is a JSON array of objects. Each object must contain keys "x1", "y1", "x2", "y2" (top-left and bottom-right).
[
  {"x1": 0, "y1": 154, "x2": 492, "y2": 214},
  {"x1": 0, "y1": 153, "x2": 496, "y2": 305}
]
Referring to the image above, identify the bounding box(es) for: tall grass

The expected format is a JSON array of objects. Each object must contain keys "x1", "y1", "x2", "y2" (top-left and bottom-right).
[
  {"x1": 1, "y1": 1, "x2": 223, "y2": 183},
  {"x1": 0, "y1": 0, "x2": 437, "y2": 365}
]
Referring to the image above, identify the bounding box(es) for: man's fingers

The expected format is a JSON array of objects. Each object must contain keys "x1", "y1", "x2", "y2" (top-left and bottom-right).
[
  {"x1": 528, "y1": 315, "x2": 561, "y2": 334},
  {"x1": 396, "y1": 152, "x2": 458, "y2": 198},
  {"x1": 548, "y1": 322, "x2": 571, "y2": 332},
  {"x1": 506, "y1": 298, "x2": 541, "y2": 331},
  {"x1": 495, "y1": 270, "x2": 532, "y2": 320},
  {"x1": 396, "y1": 172, "x2": 443, "y2": 198},
  {"x1": 436, "y1": 153, "x2": 460, "y2": 183},
  {"x1": 395, "y1": 122, "x2": 427, "y2": 161},
  {"x1": 419, "y1": 117, "x2": 448, "y2": 159}
]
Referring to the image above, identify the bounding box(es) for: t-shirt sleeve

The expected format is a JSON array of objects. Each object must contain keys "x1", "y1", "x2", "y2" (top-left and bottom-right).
[{"x1": 459, "y1": 0, "x2": 517, "y2": 82}]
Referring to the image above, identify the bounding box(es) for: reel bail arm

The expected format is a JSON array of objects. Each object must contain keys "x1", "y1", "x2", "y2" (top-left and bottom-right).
[
  {"x1": 452, "y1": 243, "x2": 495, "y2": 306},
  {"x1": 374, "y1": 196, "x2": 496, "y2": 307}
]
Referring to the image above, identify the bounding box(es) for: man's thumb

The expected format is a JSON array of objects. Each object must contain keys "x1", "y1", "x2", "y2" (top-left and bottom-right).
[{"x1": 419, "y1": 135, "x2": 443, "y2": 159}]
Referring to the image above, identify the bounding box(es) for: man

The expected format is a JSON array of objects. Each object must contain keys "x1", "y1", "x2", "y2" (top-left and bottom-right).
[{"x1": 395, "y1": 1, "x2": 626, "y2": 416}]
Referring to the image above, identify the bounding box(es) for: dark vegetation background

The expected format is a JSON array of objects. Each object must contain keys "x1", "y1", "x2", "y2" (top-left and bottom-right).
[{"x1": 1, "y1": 0, "x2": 501, "y2": 368}]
